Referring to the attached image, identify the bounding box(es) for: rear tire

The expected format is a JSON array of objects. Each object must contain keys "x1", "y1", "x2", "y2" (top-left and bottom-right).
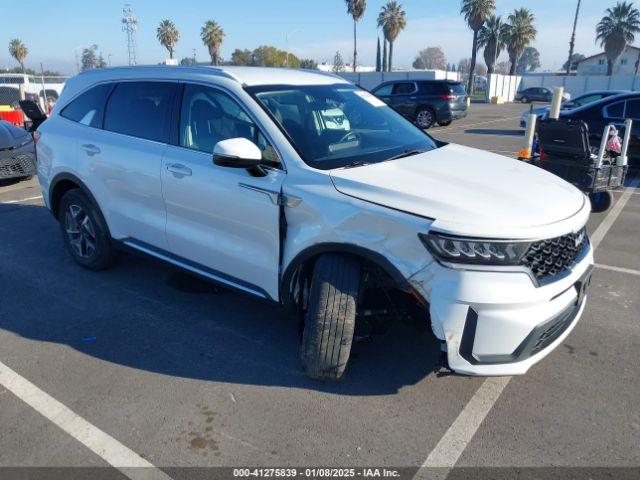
[
  {"x1": 590, "y1": 191, "x2": 613, "y2": 213},
  {"x1": 300, "y1": 254, "x2": 361, "y2": 381},
  {"x1": 521, "y1": 96, "x2": 529, "y2": 103},
  {"x1": 58, "y1": 189, "x2": 115, "y2": 271},
  {"x1": 415, "y1": 107, "x2": 436, "y2": 129}
]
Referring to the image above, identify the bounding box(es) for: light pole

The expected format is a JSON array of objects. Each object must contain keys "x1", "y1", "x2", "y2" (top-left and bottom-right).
[
  {"x1": 285, "y1": 29, "x2": 302, "y2": 67},
  {"x1": 566, "y1": 0, "x2": 581, "y2": 75},
  {"x1": 107, "y1": 54, "x2": 113, "y2": 66}
]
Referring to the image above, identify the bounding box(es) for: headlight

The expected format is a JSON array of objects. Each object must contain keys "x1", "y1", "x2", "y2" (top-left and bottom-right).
[{"x1": 419, "y1": 233, "x2": 531, "y2": 266}]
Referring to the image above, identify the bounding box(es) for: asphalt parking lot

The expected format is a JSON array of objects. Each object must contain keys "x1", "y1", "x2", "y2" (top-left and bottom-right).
[{"x1": 1, "y1": 103, "x2": 639, "y2": 479}]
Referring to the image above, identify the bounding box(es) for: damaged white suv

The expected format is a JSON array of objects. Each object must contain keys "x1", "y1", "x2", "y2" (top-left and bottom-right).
[{"x1": 36, "y1": 66, "x2": 593, "y2": 380}]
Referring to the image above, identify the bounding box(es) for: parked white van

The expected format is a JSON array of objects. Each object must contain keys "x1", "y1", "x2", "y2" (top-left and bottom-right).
[{"x1": 36, "y1": 66, "x2": 593, "y2": 380}]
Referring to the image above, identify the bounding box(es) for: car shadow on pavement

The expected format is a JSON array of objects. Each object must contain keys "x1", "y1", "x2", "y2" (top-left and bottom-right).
[
  {"x1": 464, "y1": 128, "x2": 524, "y2": 136},
  {"x1": 0, "y1": 203, "x2": 441, "y2": 396}
]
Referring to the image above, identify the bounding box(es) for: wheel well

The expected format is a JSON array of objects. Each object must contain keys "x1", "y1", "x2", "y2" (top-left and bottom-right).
[
  {"x1": 282, "y1": 246, "x2": 415, "y2": 308},
  {"x1": 283, "y1": 250, "x2": 429, "y2": 334},
  {"x1": 50, "y1": 179, "x2": 81, "y2": 218}
]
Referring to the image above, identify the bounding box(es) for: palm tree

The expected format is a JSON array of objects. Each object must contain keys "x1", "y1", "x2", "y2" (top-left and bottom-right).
[
  {"x1": 345, "y1": 0, "x2": 367, "y2": 72},
  {"x1": 156, "y1": 20, "x2": 179, "y2": 59},
  {"x1": 201, "y1": 20, "x2": 225, "y2": 66},
  {"x1": 506, "y1": 8, "x2": 537, "y2": 75},
  {"x1": 461, "y1": 0, "x2": 495, "y2": 93},
  {"x1": 596, "y1": 1, "x2": 640, "y2": 75},
  {"x1": 377, "y1": 1, "x2": 407, "y2": 72},
  {"x1": 8, "y1": 39, "x2": 28, "y2": 73},
  {"x1": 477, "y1": 14, "x2": 508, "y2": 74}
]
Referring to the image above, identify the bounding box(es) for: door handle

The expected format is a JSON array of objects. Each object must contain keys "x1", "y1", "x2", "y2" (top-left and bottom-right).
[
  {"x1": 80, "y1": 144, "x2": 100, "y2": 156},
  {"x1": 165, "y1": 163, "x2": 192, "y2": 176}
]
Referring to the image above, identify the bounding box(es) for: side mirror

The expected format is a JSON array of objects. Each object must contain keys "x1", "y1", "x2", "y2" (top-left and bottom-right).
[{"x1": 213, "y1": 137, "x2": 262, "y2": 169}]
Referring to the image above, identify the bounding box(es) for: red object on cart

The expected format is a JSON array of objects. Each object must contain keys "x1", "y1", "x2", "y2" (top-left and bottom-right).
[{"x1": 0, "y1": 109, "x2": 24, "y2": 127}]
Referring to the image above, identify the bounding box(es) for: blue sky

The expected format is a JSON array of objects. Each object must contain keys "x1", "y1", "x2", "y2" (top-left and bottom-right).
[{"x1": 0, "y1": 0, "x2": 614, "y2": 74}]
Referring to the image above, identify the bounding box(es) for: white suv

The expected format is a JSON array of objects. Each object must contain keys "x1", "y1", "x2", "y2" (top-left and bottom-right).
[{"x1": 36, "y1": 66, "x2": 593, "y2": 380}]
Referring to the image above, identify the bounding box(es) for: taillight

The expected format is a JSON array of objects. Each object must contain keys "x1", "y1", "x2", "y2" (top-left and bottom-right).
[{"x1": 440, "y1": 94, "x2": 456, "y2": 101}]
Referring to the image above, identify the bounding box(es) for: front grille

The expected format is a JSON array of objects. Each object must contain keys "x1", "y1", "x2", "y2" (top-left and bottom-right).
[
  {"x1": 0, "y1": 153, "x2": 36, "y2": 179},
  {"x1": 521, "y1": 228, "x2": 588, "y2": 283}
]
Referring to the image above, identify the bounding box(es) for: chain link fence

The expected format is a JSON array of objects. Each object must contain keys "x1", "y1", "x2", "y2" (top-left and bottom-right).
[{"x1": 0, "y1": 75, "x2": 69, "y2": 110}]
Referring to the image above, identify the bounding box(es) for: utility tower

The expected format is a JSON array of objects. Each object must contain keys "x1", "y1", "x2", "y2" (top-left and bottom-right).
[{"x1": 122, "y1": 4, "x2": 138, "y2": 66}]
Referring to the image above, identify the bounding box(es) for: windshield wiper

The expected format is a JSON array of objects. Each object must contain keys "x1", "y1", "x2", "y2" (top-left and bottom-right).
[
  {"x1": 386, "y1": 149, "x2": 427, "y2": 161},
  {"x1": 342, "y1": 161, "x2": 370, "y2": 169}
]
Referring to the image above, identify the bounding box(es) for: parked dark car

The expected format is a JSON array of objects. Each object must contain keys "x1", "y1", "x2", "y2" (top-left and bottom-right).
[
  {"x1": 371, "y1": 80, "x2": 468, "y2": 129},
  {"x1": 560, "y1": 92, "x2": 640, "y2": 166},
  {"x1": 519, "y1": 90, "x2": 629, "y2": 128},
  {"x1": 0, "y1": 120, "x2": 36, "y2": 182},
  {"x1": 515, "y1": 87, "x2": 570, "y2": 104}
]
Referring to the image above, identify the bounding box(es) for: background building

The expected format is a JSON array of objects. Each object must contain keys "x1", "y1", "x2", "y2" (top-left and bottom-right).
[{"x1": 576, "y1": 46, "x2": 640, "y2": 76}]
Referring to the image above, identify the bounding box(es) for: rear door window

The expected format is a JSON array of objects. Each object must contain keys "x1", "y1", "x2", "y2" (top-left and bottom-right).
[
  {"x1": 418, "y1": 83, "x2": 442, "y2": 95},
  {"x1": 103, "y1": 81, "x2": 176, "y2": 143},
  {"x1": 624, "y1": 99, "x2": 640, "y2": 120},
  {"x1": 60, "y1": 83, "x2": 112, "y2": 128},
  {"x1": 604, "y1": 101, "x2": 625, "y2": 119},
  {"x1": 392, "y1": 82, "x2": 416, "y2": 95}
]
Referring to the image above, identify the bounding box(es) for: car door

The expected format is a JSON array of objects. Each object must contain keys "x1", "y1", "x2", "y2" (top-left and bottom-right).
[
  {"x1": 160, "y1": 83, "x2": 285, "y2": 300},
  {"x1": 73, "y1": 81, "x2": 176, "y2": 249},
  {"x1": 389, "y1": 82, "x2": 418, "y2": 117}
]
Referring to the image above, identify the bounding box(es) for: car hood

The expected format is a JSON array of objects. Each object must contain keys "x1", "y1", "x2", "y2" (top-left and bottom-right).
[
  {"x1": 329, "y1": 144, "x2": 589, "y2": 239},
  {"x1": 522, "y1": 106, "x2": 550, "y2": 118}
]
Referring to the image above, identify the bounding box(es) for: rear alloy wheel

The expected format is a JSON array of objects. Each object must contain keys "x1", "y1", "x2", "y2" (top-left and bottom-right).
[
  {"x1": 521, "y1": 96, "x2": 529, "y2": 103},
  {"x1": 300, "y1": 254, "x2": 361, "y2": 381},
  {"x1": 59, "y1": 189, "x2": 115, "y2": 270},
  {"x1": 415, "y1": 107, "x2": 435, "y2": 129}
]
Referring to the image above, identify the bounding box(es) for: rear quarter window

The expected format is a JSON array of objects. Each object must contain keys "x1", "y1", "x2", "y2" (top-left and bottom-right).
[
  {"x1": 60, "y1": 83, "x2": 112, "y2": 128},
  {"x1": 448, "y1": 84, "x2": 466, "y2": 95}
]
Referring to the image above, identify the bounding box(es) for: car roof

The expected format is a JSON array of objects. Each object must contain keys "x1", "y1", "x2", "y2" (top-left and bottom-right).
[
  {"x1": 574, "y1": 90, "x2": 628, "y2": 97},
  {"x1": 75, "y1": 65, "x2": 347, "y2": 87},
  {"x1": 565, "y1": 91, "x2": 640, "y2": 113}
]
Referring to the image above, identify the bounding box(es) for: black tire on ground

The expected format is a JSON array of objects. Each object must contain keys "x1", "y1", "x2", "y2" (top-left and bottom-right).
[
  {"x1": 415, "y1": 107, "x2": 436, "y2": 129},
  {"x1": 58, "y1": 188, "x2": 115, "y2": 271},
  {"x1": 521, "y1": 97, "x2": 529, "y2": 103},
  {"x1": 300, "y1": 254, "x2": 361, "y2": 381},
  {"x1": 20, "y1": 175, "x2": 34, "y2": 181},
  {"x1": 438, "y1": 120, "x2": 453, "y2": 127},
  {"x1": 590, "y1": 191, "x2": 613, "y2": 213}
]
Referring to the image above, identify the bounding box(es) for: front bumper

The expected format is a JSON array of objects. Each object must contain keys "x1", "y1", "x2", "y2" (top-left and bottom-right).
[
  {"x1": 0, "y1": 144, "x2": 36, "y2": 180},
  {"x1": 411, "y1": 245, "x2": 594, "y2": 376}
]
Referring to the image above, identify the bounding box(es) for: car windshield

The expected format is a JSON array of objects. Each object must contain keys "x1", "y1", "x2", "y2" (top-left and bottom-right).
[{"x1": 247, "y1": 84, "x2": 438, "y2": 170}]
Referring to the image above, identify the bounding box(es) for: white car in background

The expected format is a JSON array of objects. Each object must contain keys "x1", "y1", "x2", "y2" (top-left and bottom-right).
[{"x1": 36, "y1": 66, "x2": 593, "y2": 380}]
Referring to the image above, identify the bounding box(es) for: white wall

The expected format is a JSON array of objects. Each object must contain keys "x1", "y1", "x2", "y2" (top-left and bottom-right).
[
  {"x1": 487, "y1": 74, "x2": 522, "y2": 102},
  {"x1": 520, "y1": 74, "x2": 640, "y2": 98},
  {"x1": 337, "y1": 70, "x2": 461, "y2": 91}
]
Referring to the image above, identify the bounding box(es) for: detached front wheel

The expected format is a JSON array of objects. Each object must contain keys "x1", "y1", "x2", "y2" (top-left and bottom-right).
[
  {"x1": 590, "y1": 191, "x2": 613, "y2": 213},
  {"x1": 300, "y1": 254, "x2": 361, "y2": 381}
]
